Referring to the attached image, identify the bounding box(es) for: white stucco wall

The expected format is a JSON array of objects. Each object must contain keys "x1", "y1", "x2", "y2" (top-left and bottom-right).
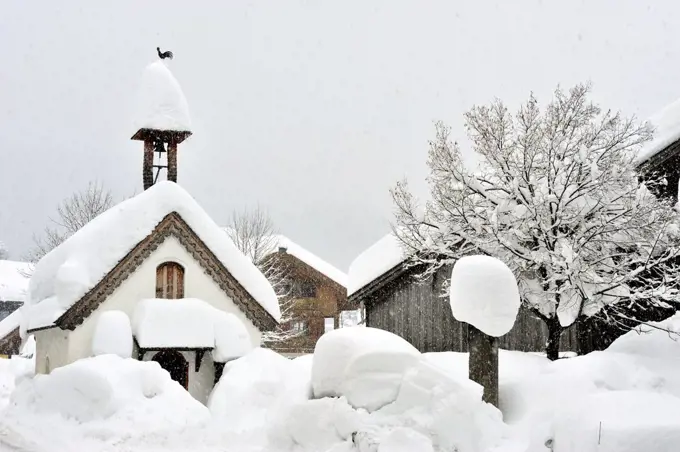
[
  {"x1": 34, "y1": 327, "x2": 69, "y2": 374},
  {"x1": 141, "y1": 350, "x2": 216, "y2": 404},
  {"x1": 67, "y1": 235, "x2": 262, "y2": 363}
]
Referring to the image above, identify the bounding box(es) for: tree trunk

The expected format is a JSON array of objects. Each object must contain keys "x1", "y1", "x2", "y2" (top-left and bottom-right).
[{"x1": 546, "y1": 316, "x2": 563, "y2": 361}]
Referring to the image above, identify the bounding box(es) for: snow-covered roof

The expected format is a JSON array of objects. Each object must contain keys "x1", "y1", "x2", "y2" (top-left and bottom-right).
[
  {"x1": 347, "y1": 234, "x2": 407, "y2": 296},
  {"x1": 274, "y1": 235, "x2": 347, "y2": 287},
  {"x1": 0, "y1": 309, "x2": 21, "y2": 340},
  {"x1": 26, "y1": 181, "x2": 280, "y2": 329},
  {"x1": 635, "y1": 98, "x2": 680, "y2": 165},
  {"x1": 134, "y1": 60, "x2": 192, "y2": 133},
  {"x1": 0, "y1": 260, "x2": 31, "y2": 302},
  {"x1": 133, "y1": 298, "x2": 253, "y2": 362}
]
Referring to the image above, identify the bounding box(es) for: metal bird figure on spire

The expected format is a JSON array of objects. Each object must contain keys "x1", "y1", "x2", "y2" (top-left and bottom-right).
[{"x1": 157, "y1": 47, "x2": 174, "y2": 60}]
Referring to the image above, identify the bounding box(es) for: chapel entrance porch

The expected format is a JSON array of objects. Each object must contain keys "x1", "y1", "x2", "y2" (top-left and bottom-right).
[{"x1": 152, "y1": 350, "x2": 189, "y2": 389}]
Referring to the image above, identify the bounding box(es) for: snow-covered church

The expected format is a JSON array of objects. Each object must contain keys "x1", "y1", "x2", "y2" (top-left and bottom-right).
[{"x1": 20, "y1": 58, "x2": 281, "y2": 403}]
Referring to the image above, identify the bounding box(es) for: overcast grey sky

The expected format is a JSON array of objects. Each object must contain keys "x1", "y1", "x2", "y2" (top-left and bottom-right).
[{"x1": 2, "y1": 0, "x2": 680, "y2": 271}]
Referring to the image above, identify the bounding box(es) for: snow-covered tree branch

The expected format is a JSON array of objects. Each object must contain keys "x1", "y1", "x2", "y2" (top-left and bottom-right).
[
  {"x1": 27, "y1": 181, "x2": 115, "y2": 262},
  {"x1": 392, "y1": 84, "x2": 680, "y2": 360}
]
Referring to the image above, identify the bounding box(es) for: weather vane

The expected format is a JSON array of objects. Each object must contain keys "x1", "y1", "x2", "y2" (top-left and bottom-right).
[{"x1": 156, "y1": 47, "x2": 174, "y2": 60}]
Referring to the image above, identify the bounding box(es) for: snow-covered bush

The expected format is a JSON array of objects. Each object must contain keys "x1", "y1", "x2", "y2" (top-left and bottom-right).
[
  {"x1": 8, "y1": 355, "x2": 208, "y2": 436},
  {"x1": 91, "y1": 310, "x2": 132, "y2": 358},
  {"x1": 312, "y1": 327, "x2": 420, "y2": 411},
  {"x1": 449, "y1": 255, "x2": 520, "y2": 337}
]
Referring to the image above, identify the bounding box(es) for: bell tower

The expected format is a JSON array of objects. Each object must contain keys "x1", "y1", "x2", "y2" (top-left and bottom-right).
[
  {"x1": 131, "y1": 128, "x2": 191, "y2": 190},
  {"x1": 132, "y1": 51, "x2": 192, "y2": 190}
]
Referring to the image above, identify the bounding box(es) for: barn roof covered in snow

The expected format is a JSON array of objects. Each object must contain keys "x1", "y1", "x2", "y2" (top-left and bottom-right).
[
  {"x1": 635, "y1": 98, "x2": 680, "y2": 166},
  {"x1": 25, "y1": 182, "x2": 280, "y2": 332},
  {"x1": 0, "y1": 260, "x2": 31, "y2": 303},
  {"x1": 347, "y1": 233, "x2": 408, "y2": 298},
  {"x1": 133, "y1": 60, "x2": 192, "y2": 133},
  {"x1": 273, "y1": 235, "x2": 347, "y2": 288}
]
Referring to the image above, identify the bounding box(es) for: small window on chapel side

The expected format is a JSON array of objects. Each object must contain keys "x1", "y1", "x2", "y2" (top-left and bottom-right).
[{"x1": 156, "y1": 262, "x2": 184, "y2": 299}]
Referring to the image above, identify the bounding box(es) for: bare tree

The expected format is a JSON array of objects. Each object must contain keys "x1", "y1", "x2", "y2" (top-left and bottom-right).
[
  {"x1": 392, "y1": 84, "x2": 680, "y2": 360},
  {"x1": 27, "y1": 181, "x2": 114, "y2": 262},
  {"x1": 225, "y1": 206, "x2": 299, "y2": 344},
  {"x1": 0, "y1": 241, "x2": 8, "y2": 260}
]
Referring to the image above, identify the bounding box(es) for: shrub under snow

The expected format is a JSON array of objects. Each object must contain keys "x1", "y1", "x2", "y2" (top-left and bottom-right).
[{"x1": 312, "y1": 327, "x2": 420, "y2": 411}]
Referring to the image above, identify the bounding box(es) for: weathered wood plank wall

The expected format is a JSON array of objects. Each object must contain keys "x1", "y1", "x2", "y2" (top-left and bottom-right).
[{"x1": 365, "y1": 265, "x2": 578, "y2": 353}]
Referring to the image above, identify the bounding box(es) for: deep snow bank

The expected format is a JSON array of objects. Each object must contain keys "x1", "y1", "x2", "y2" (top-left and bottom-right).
[
  {"x1": 312, "y1": 327, "x2": 420, "y2": 411},
  {"x1": 7, "y1": 355, "x2": 209, "y2": 436},
  {"x1": 553, "y1": 390, "x2": 680, "y2": 452},
  {"x1": 208, "y1": 347, "x2": 311, "y2": 444}
]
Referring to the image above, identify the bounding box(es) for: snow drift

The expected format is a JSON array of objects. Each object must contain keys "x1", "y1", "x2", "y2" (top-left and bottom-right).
[{"x1": 7, "y1": 355, "x2": 209, "y2": 436}]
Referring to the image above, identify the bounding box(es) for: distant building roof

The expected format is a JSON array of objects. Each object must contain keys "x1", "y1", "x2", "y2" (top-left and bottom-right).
[
  {"x1": 0, "y1": 260, "x2": 31, "y2": 303},
  {"x1": 347, "y1": 234, "x2": 407, "y2": 297},
  {"x1": 635, "y1": 98, "x2": 680, "y2": 166},
  {"x1": 273, "y1": 235, "x2": 347, "y2": 288}
]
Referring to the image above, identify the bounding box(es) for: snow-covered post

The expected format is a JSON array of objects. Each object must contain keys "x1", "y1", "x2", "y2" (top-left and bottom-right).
[{"x1": 449, "y1": 255, "x2": 520, "y2": 406}]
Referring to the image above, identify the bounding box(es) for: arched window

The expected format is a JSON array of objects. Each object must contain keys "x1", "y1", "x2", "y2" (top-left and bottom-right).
[{"x1": 156, "y1": 262, "x2": 184, "y2": 299}]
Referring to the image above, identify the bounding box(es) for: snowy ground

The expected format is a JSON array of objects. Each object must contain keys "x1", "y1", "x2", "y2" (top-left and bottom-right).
[{"x1": 1, "y1": 316, "x2": 680, "y2": 452}]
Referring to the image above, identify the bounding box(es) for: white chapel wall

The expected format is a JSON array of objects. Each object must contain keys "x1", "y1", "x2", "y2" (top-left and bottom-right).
[
  {"x1": 34, "y1": 327, "x2": 69, "y2": 375},
  {"x1": 67, "y1": 235, "x2": 263, "y2": 363}
]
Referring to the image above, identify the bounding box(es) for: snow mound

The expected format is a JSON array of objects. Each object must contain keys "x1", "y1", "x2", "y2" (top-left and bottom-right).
[
  {"x1": 553, "y1": 391, "x2": 680, "y2": 452},
  {"x1": 208, "y1": 348, "x2": 311, "y2": 434},
  {"x1": 133, "y1": 298, "x2": 255, "y2": 361},
  {"x1": 348, "y1": 233, "x2": 406, "y2": 296},
  {"x1": 135, "y1": 60, "x2": 191, "y2": 132},
  {"x1": 213, "y1": 311, "x2": 253, "y2": 362},
  {"x1": 0, "y1": 259, "x2": 31, "y2": 302},
  {"x1": 378, "y1": 428, "x2": 434, "y2": 452},
  {"x1": 8, "y1": 355, "x2": 208, "y2": 436},
  {"x1": 91, "y1": 310, "x2": 132, "y2": 358},
  {"x1": 312, "y1": 327, "x2": 420, "y2": 411},
  {"x1": 287, "y1": 397, "x2": 362, "y2": 451},
  {"x1": 133, "y1": 298, "x2": 218, "y2": 348},
  {"x1": 449, "y1": 255, "x2": 520, "y2": 337},
  {"x1": 0, "y1": 356, "x2": 34, "y2": 410},
  {"x1": 26, "y1": 181, "x2": 280, "y2": 330}
]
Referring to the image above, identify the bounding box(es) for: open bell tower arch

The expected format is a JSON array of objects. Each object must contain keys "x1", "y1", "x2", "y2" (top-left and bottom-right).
[{"x1": 132, "y1": 128, "x2": 192, "y2": 190}]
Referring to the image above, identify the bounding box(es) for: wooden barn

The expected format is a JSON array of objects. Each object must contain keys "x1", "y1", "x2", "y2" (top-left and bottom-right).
[{"x1": 348, "y1": 235, "x2": 579, "y2": 353}]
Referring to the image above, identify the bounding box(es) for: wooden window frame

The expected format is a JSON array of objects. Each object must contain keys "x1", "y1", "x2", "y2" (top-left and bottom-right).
[{"x1": 156, "y1": 262, "x2": 185, "y2": 299}]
